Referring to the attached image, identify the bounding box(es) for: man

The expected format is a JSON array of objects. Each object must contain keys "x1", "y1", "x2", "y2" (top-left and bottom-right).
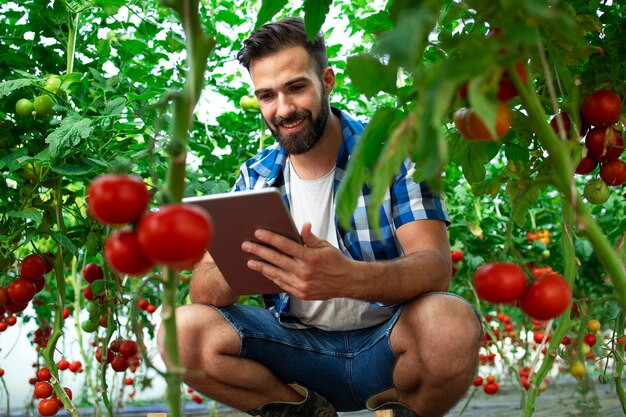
[{"x1": 161, "y1": 17, "x2": 482, "y2": 417}]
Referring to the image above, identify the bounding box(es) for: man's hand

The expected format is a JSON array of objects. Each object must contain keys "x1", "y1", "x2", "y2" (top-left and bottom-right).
[{"x1": 241, "y1": 223, "x2": 356, "y2": 300}]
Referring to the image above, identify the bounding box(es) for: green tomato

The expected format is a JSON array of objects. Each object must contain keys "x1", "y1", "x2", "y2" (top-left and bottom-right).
[
  {"x1": 33, "y1": 95, "x2": 55, "y2": 117},
  {"x1": 239, "y1": 95, "x2": 259, "y2": 111},
  {"x1": 44, "y1": 75, "x2": 61, "y2": 93},
  {"x1": 15, "y1": 98, "x2": 34, "y2": 118},
  {"x1": 541, "y1": 249, "x2": 551, "y2": 259},
  {"x1": 583, "y1": 178, "x2": 610, "y2": 204},
  {"x1": 85, "y1": 300, "x2": 100, "y2": 315},
  {"x1": 81, "y1": 318, "x2": 100, "y2": 333}
]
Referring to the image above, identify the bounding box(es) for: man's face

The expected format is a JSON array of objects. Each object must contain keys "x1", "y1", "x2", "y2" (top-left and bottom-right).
[{"x1": 249, "y1": 46, "x2": 331, "y2": 155}]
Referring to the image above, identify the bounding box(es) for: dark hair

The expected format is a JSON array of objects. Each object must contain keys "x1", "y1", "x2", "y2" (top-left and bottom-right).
[{"x1": 237, "y1": 17, "x2": 328, "y2": 78}]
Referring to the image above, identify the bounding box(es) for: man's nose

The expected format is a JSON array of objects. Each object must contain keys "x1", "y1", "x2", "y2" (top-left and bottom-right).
[{"x1": 276, "y1": 94, "x2": 296, "y2": 119}]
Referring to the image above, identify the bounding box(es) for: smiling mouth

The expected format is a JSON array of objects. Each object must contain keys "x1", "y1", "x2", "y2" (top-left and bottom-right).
[{"x1": 280, "y1": 117, "x2": 306, "y2": 130}]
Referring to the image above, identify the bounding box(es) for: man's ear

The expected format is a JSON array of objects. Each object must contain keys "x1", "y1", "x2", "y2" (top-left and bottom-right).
[{"x1": 322, "y1": 67, "x2": 335, "y2": 95}]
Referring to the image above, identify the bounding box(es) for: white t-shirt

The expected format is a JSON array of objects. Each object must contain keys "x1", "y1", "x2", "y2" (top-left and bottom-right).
[{"x1": 286, "y1": 160, "x2": 393, "y2": 331}]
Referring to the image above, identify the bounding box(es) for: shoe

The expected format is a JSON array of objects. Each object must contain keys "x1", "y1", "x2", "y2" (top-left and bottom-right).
[
  {"x1": 248, "y1": 383, "x2": 338, "y2": 417},
  {"x1": 366, "y1": 389, "x2": 421, "y2": 417},
  {"x1": 371, "y1": 401, "x2": 421, "y2": 417}
]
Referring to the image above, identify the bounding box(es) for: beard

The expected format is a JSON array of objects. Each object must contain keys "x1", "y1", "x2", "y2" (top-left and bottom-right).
[{"x1": 267, "y1": 94, "x2": 330, "y2": 155}]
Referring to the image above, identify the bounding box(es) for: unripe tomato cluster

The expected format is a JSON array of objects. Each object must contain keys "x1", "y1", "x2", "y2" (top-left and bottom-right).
[
  {"x1": 473, "y1": 262, "x2": 572, "y2": 321},
  {"x1": 86, "y1": 174, "x2": 214, "y2": 276},
  {"x1": 0, "y1": 254, "x2": 53, "y2": 320},
  {"x1": 563, "y1": 89, "x2": 625, "y2": 204},
  {"x1": 14, "y1": 76, "x2": 60, "y2": 119}
]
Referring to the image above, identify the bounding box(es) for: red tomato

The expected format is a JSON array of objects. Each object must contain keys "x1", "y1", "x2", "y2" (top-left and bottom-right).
[
  {"x1": 87, "y1": 174, "x2": 150, "y2": 225},
  {"x1": 472, "y1": 376, "x2": 483, "y2": 386},
  {"x1": 36, "y1": 367, "x2": 52, "y2": 381},
  {"x1": 4, "y1": 299, "x2": 28, "y2": 313},
  {"x1": 549, "y1": 112, "x2": 572, "y2": 138},
  {"x1": 483, "y1": 382, "x2": 499, "y2": 395},
  {"x1": 119, "y1": 340, "x2": 138, "y2": 358},
  {"x1": 111, "y1": 355, "x2": 129, "y2": 372},
  {"x1": 0, "y1": 287, "x2": 8, "y2": 306},
  {"x1": 7, "y1": 278, "x2": 37, "y2": 304},
  {"x1": 585, "y1": 126, "x2": 624, "y2": 161},
  {"x1": 454, "y1": 103, "x2": 511, "y2": 141},
  {"x1": 520, "y1": 273, "x2": 572, "y2": 320},
  {"x1": 68, "y1": 361, "x2": 82, "y2": 373},
  {"x1": 124, "y1": 377, "x2": 134, "y2": 386},
  {"x1": 584, "y1": 333, "x2": 597, "y2": 347},
  {"x1": 62, "y1": 307, "x2": 70, "y2": 320},
  {"x1": 137, "y1": 204, "x2": 213, "y2": 270},
  {"x1": 105, "y1": 230, "x2": 154, "y2": 276},
  {"x1": 57, "y1": 360, "x2": 69, "y2": 371},
  {"x1": 600, "y1": 159, "x2": 626, "y2": 186},
  {"x1": 575, "y1": 156, "x2": 599, "y2": 175},
  {"x1": 581, "y1": 89, "x2": 622, "y2": 127},
  {"x1": 82, "y1": 262, "x2": 104, "y2": 283},
  {"x1": 38, "y1": 399, "x2": 59, "y2": 416},
  {"x1": 473, "y1": 262, "x2": 527, "y2": 304},
  {"x1": 34, "y1": 381, "x2": 53, "y2": 399},
  {"x1": 95, "y1": 346, "x2": 114, "y2": 363},
  {"x1": 137, "y1": 299, "x2": 149, "y2": 310},
  {"x1": 20, "y1": 254, "x2": 47, "y2": 280},
  {"x1": 41, "y1": 252, "x2": 54, "y2": 274},
  {"x1": 497, "y1": 62, "x2": 527, "y2": 101},
  {"x1": 53, "y1": 387, "x2": 72, "y2": 407},
  {"x1": 450, "y1": 250, "x2": 464, "y2": 263}
]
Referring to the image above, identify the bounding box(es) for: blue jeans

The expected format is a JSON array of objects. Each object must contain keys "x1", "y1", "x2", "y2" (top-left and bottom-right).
[{"x1": 211, "y1": 293, "x2": 481, "y2": 412}]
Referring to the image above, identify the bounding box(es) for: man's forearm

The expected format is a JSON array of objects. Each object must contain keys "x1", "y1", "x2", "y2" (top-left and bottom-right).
[
  {"x1": 190, "y1": 255, "x2": 239, "y2": 306},
  {"x1": 349, "y1": 250, "x2": 452, "y2": 305}
]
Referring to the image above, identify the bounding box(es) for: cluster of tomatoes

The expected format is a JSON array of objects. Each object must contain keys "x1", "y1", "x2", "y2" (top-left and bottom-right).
[
  {"x1": 87, "y1": 174, "x2": 214, "y2": 276},
  {"x1": 525, "y1": 229, "x2": 550, "y2": 246},
  {"x1": 14, "y1": 75, "x2": 60, "y2": 119},
  {"x1": 31, "y1": 367, "x2": 73, "y2": 417},
  {"x1": 54, "y1": 359, "x2": 83, "y2": 373},
  {"x1": 473, "y1": 262, "x2": 571, "y2": 321},
  {"x1": 472, "y1": 375, "x2": 500, "y2": 395},
  {"x1": 450, "y1": 249, "x2": 464, "y2": 276},
  {"x1": 453, "y1": 62, "x2": 525, "y2": 141},
  {"x1": 79, "y1": 262, "x2": 120, "y2": 333},
  {"x1": 560, "y1": 89, "x2": 625, "y2": 203},
  {"x1": 186, "y1": 387, "x2": 205, "y2": 404},
  {"x1": 94, "y1": 338, "x2": 141, "y2": 373},
  {"x1": 137, "y1": 298, "x2": 158, "y2": 314},
  {"x1": 0, "y1": 253, "x2": 53, "y2": 316}
]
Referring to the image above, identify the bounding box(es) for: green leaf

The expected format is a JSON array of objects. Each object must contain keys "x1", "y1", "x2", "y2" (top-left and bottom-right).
[
  {"x1": 507, "y1": 181, "x2": 539, "y2": 228},
  {"x1": 255, "y1": 0, "x2": 288, "y2": 29},
  {"x1": 504, "y1": 143, "x2": 529, "y2": 163},
  {"x1": 303, "y1": 0, "x2": 332, "y2": 41},
  {"x1": 48, "y1": 231, "x2": 79, "y2": 258},
  {"x1": 7, "y1": 209, "x2": 43, "y2": 223},
  {"x1": 336, "y1": 108, "x2": 399, "y2": 229},
  {"x1": 346, "y1": 54, "x2": 397, "y2": 97},
  {"x1": 93, "y1": 0, "x2": 128, "y2": 16},
  {"x1": 45, "y1": 115, "x2": 93, "y2": 159},
  {"x1": 449, "y1": 135, "x2": 500, "y2": 185},
  {"x1": 0, "y1": 79, "x2": 33, "y2": 98},
  {"x1": 104, "y1": 97, "x2": 127, "y2": 116},
  {"x1": 354, "y1": 11, "x2": 393, "y2": 34}
]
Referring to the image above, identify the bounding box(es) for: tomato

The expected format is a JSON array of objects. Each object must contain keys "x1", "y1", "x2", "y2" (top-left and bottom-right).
[
  {"x1": 105, "y1": 230, "x2": 154, "y2": 276},
  {"x1": 450, "y1": 250, "x2": 464, "y2": 263},
  {"x1": 473, "y1": 262, "x2": 527, "y2": 304},
  {"x1": 52, "y1": 387, "x2": 72, "y2": 407},
  {"x1": 497, "y1": 62, "x2": 527, "y2": 102},
  {"x1": 138, "y1": 298, "x2": 149, "y2": 310},
  {"x1": 44, "y1": 75, "x2": 61, "y2": 94},
  {"x1": 583, "y1": 333, "x2": 597, "y2": 347},
  {"x1": 575, "y1": 156, "x2": 599, "y2": 175},
  {"x1": 0, "y1": 287, "x2": 8, "y2": 306},
  {"x1": 581, "y1": 89, "x2": 622, "y2": 127},
  {"x1": 62, "y1": 307, "x2": 70, "y2": 320},
  {"x1": 82, "y1": 262, "x2": 104, "y2": 283},
  {"x1": 583, "y1": 178, "x2": 610, "y2": 204},
  {"x1": 472, "y1": 376, "x2": 483, "y2": 386},
  {"x1": 68, "y1": 361, "x2": 82, "y2": 373},
  {"x1": 36, "y1": 367, "x2": 52, "y2": 381},
  {"x1": 240, "y1": 95, "x2": 259, "y2": 111},
  {"x1": 87, "y1": 175, "x2": 150, "y2": 225},
  {"x1": 137, "y1": 204, "x2": 213, "y2": 270},
  {"x1": 570, "y1": 360, "x2": 586, "y2": 378},
  {"x1": 34, "y1": 381, "x2": 53, "y2": 399},
  {"x1": 124, "y1": 377, "x2": 134, "y2": 386},
  {"x1": 454, "y1": 103, "x2": 511, "y2": 141},
  {"x1": 95, "y1": 346, "x2": 114, "y2": 363},
  {"x1": 38, "y1": 398, "x2": 59, "y2": 416},
  {"x1": 57, "y1": 359, "x2": 69, "y2": 371},
  {"x1": 15, "y1": 98, "x2": 34, "y2": 117},
  {"x1": 111, "y1": 355, "x2": 129, "y2": 372},
  {"x1": 41, "y1": 252, "x2": 54, "y2": 274},
  {"x1": 587, "y1": 319, "x2": 601, "y2": 333},
  {"x1": 519, "y1": 272, "x2": 571, "y2": 320},
  {"x1": 585, "y1": 126, "x2": 624, "y2": 161},
  {"x1": 20, "y1": 254, "x2": 47, "y2": 280},
  {"x1": 486, "y1": 375, "x2": 496, "y2": 384},
  {"x1": 119, "y1": 340, "x2": 138, "y2": 358},
  {"x1": 483, "y1": 382, "x2": 499, "y2": 395},
  {"x1": 80, "y1": 318, "x2": 99, "y2": 333},
  {"x1": 4, "y1": 299, "x2": 28, "y2": 313},
  {"x1": 7, "y1": 278, "x2": 37, "y2": 304},
  {"x1": 599, "y1": 159, "x2": 626, "y2": 186},
  {"x1": 33, "y1": 95, "x2": 56, "y2": 117},
  {"x1": 549, "y1": 112, "x2": 572, "y2": 138}
]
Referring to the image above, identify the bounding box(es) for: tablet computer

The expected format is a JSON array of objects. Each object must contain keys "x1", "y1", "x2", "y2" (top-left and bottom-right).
[{"x1": 183, "y1": 188, "x2": 301, "y2": 295}]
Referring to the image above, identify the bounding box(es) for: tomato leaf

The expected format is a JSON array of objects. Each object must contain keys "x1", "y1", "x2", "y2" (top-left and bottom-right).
[
  {"x1": 354, "y1": 10, "x2": 393, "y2": 35},
  {"x1": 254, "y1": 0, "x2": 288, "y2": 29},
  {"x1": 346, "y1": 54, "x2": 397, "y2": 97},
  {"x1": 48, "y1": 231, "x2": 79, "y2": 258},
  {"x1": 45, "y1": 115, "x2": 93, "y2": 159},
  {"x1": 92, "y1": 0, "x2": 128, "y2": 16},
  {"x1": 0, "y1": 79, "x2": 33, "y2": 98},
  {"x1": 7, "y1": 209, "x2": 43, "y2": 223},
  {"x1": 449, "y1": 136, "x2": 499, "y2": 185},
  {"x1": 103, "y1": 97, "x2": 127, "y2": 116},
  {"x1": 303, "y1": 0, "x2": 331, "y2": 42}
]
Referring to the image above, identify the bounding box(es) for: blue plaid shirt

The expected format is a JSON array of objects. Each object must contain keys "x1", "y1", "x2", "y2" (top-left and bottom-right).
[{"x1": 233, "y1": 108, "x2": 449, "y2": 327}]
